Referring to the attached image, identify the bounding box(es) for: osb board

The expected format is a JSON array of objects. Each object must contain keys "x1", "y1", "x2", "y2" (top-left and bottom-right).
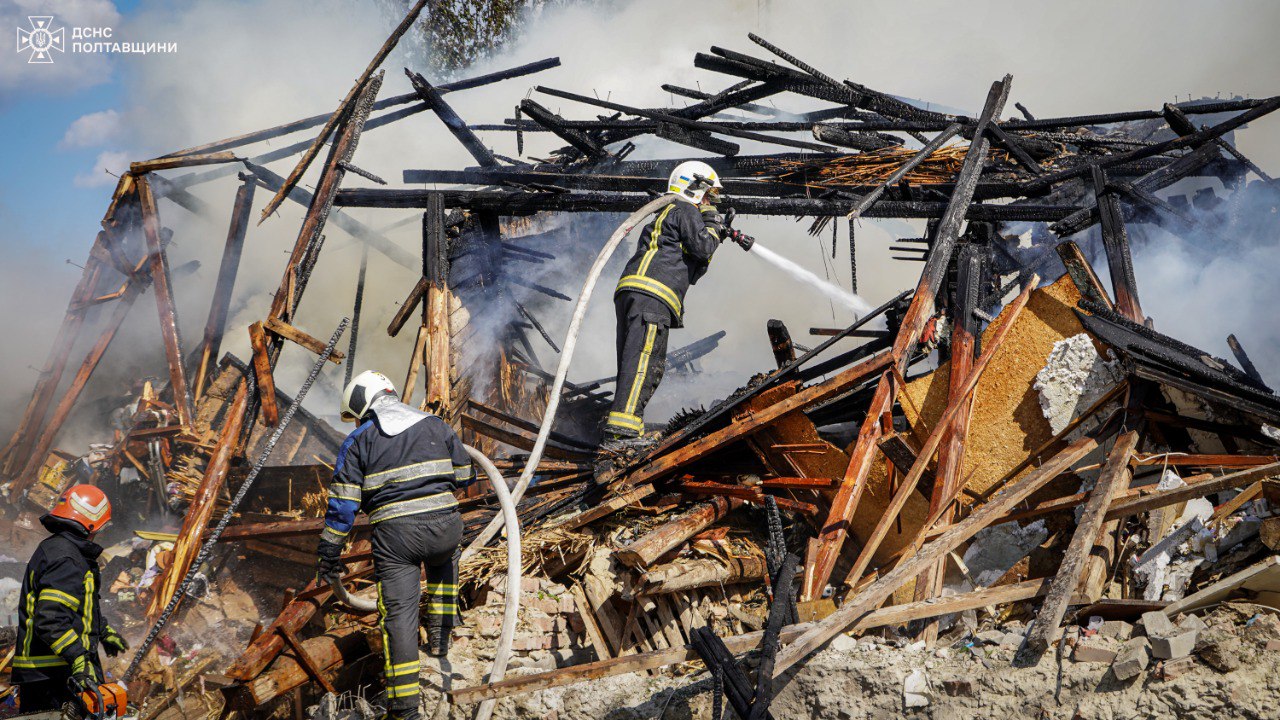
[{"x1": 900, "y1": 275, "x2": 1087, "y2": 498}]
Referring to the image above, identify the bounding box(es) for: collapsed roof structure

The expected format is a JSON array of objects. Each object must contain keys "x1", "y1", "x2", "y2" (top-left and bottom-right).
[{"x1": 2, "y1": 2, "x2": 1280, "y2": 716}]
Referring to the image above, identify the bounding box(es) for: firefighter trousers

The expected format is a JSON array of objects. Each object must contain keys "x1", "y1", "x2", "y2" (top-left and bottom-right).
[
  {"x1": 606, "y1": 291, "x2": 673, "y2": 438},
  {"x1": 371, "y1": 510, "x2": 463, "y2": 710}
]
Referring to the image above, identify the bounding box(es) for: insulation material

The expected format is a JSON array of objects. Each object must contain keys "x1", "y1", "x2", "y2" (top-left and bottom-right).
[
  {"x1": 901, "y1": 275, "x2": 1088, "y2": 498},
  {"x1": 1034, "y1": 333, "x2": 1124, "y2": 434}
]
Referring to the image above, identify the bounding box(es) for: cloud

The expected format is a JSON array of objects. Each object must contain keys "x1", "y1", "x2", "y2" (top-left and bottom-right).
[
  {"x1": 0, "y1": 0, "x2": 121, "y2": 100},
  {"x1": 72, "y1": 148, "x2": 127, "y2": 187},
  {"x1": 59, "y1": 108, "x2": 120, "y2": 148}
]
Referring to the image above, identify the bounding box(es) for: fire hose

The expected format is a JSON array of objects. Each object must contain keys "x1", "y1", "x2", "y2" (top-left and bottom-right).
[
  {"x1": 326, "y1": 446, "x2": 519, "y2": 720},
  {"x1": 462, "y1": 193, "x2": 678, "y2": 558}
]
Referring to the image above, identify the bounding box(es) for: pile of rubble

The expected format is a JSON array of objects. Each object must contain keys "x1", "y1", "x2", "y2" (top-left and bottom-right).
[{"x1": 3, "y1": 4, "x2": 1280, "y2": 718}]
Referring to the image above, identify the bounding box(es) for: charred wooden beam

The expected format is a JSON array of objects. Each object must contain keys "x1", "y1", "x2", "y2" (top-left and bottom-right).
[
  {"x1": 1054, "y1": 240, "x2": 1113, "y2": 310},
  {"x1": 257, "y1": 0, "x2": 425, "y2": 222},
  {"x1": 263, "y1": 317, "x2": 346, "y2": 364},
  {"x1": 469, "y1": 400, "x2": 593, "y2": 452},
  {"x1": 637, "y1": 555, "x2": 769, "y2": 596},
  {"x1": 407, "y1": 69, "x2": 499, "y2": 168},
  {"x1": 193, "y1": 175, "x2": 254, "y2": 402},
  {"x1": 345, "y1": 246, "x2": 369, "y2": 388},
  {"x1": 519, "y1": 99, "x2": 610, "y2": 159},
  {"x1": 387, "y1": 276, "x2": 430, "y2": 338},
  {"x1": 137, "y1": 175, "x2": 194, "y2": 427},
  {"x1": 767, "y1": 320, "x2": 796, "y2": 369},
  {"x1": 535, "y1": 85, "x2": 839, "y2": 153},
  {"x1": 221, "y1": 619, "x2": 370, "y2": 711},
  {"x1": 1227, "y1": 334, "x2": 1268, "y2": 389},
  {"x1": 422, "y1": 194, "x2": 452, "y2": 413},
  {"x1": 1163, "y1": 103, "x2": 1275, "y2": 186},
  {"x1": 654, "y1": 120, "x2": 741, "y2": 155},
  {"x1": 130, "y1": 151, "x2": 238, "y2": 174},
  {"x1": 1093, "y1": 165, "x2": 1144, "y2": 322},
  {"x1": 460, "y1": 413, "x2": 590, "y2": 461},
  {"x1": 812, "y1": 123, "x2": 902, "y2": 151},
  {"x1": 336, "y1": 188, "x2": 1079, "y2": 221}
]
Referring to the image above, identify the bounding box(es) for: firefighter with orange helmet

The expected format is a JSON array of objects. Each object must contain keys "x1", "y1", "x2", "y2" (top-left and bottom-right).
[{"x1": 13, "y1": 484, "x2": 129, "y2": 712}]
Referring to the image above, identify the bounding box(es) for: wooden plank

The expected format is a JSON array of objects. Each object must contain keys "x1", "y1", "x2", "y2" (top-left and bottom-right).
[
  {"x1": 402, "y1": 324, "x2": 429, "y2": 403},
  {"x1": 1093, "y1": 165, "x2": 1143, "y2": 321},
  {"x1": 626, "y1": 350, "x2": 891, "y2": 486},
  {"x1": 1163, "y1": 555, "x2": 1280, "y2": 616},
  {"x1": 387, "y1": 277, "x2": 430, "y2": 337},
  {"x1": 248, "y1": 321, "x2": 279, "y2": 426},
  {"x1": 1132, "y1": 453, "x2": 1278, "y2": 468},
  {"x1": 1104, "y1": 462, "x2": 1280, "y2": 520},
  {"x1": 263, "y1": 317, "x2": 345, "y2": 364},
  {"x1": 570, "y1": 583, "x2": 613, "y2": 661},
  {"x1": 1209, "y1": 481, "x2": 1263, "y2": 523},
  {"x1": 774, "y1": 436, "x2": 1098, "y2": 677},
  {"x1": 137, "y1": 175, "x2": 194, "y2": 427},
  {"x1": 1022, "y1": 431, "x2": 1139, "y2": 657},
  {"x1": 257, "y1": 0, "x2": 428, "y2": 223},
  {"x1": 1054, "y1": 240, "x2": 1113, "y2": 310},
  {"x1": 561, "y1": 484, "x2": 654, "y2": 531}
]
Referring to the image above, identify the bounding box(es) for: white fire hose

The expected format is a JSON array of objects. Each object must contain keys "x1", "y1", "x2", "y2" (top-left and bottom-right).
[
  {"x1": 327, "y1": 445, "x2": 520, "y2": 720},
  {"x1": 462, "y1": 194, "x2": 678, "y2": 559}
]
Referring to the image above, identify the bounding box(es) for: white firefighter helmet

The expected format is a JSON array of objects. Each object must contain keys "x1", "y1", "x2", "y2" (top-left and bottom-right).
[
  {"x1": 667, "y1": 160, "x2": 723, "y2": 204},
  {"x1": 341, "y1": 370, "x2": 397, "y2": 422}
]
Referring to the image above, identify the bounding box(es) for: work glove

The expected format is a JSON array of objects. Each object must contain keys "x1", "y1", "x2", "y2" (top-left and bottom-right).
[
  {"x1": 68, "y1": 653, "x2": 99, "y2": 693},
  {"x1": 700, "y1": 205, "x2": 725, "y2": 239},
  {"x1": 317, "y1": 540, "x2": 347, "y2": 583},
  {"x1": 101, "y1": 625, "x2": 129, "y2": 657}
]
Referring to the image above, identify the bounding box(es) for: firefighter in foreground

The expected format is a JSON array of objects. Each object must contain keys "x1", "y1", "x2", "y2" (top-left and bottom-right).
[
  {"x1": 13, "y1": 485, "x2": 129, "y2": 712},
  {"x1": 317, "y1": 371, "x2": 473, "y2": 720},
  {"x1": 603, "y1": 160, "x2": 748, "y2": 447}
]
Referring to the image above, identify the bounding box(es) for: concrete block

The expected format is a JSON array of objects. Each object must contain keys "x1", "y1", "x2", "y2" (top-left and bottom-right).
[
  {"x1": 1198, "y1": 637, "x2": 1243, "y2": 672},
  {"x1": 1100, "y1": 620, "x2": 1135, "y2": 641},
  {"x1": 1140, "y1": 611, "x2": 1175, "y2": 638},
  {"x1": 902, "y1": 669, "x2": 930, "y2": 709},
  {"x1": 1112, "y1": 637, "x2": 1151, "y2": 680},
  {"x1": 1176, "y1": 614, "x2": 1208, "y2": 633},
  {"x1": 1073, "y1": 641, "x2": 1119, "y2": 664},
  {"x1": 975, "y1": 630, "x2": 1006, "y2": 645},
  {"x1": 1150, "y1": 629, "x2": 1197, "y2": 660},
  {"x1": 830, "y1": 633, "x2": 858, "y2": 653}
]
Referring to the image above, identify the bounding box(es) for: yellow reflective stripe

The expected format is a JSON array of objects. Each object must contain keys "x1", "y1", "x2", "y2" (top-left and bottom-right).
[
  {"x1": 37, "y1": 588, "x2": 81, "y2": 611},
  {"x1": 606, "y1": 412, "x2": 644, "y2": 431},
  {"x1": 22, "y1": 572, "x2": 35, "y2": 656},
  {"x1": 617, "y1": 275, "x2": 682, "y2": 316},
  {"x1": 329, "y1": 483, "x2": 361, "y2": 501},
  {"x1": 386, "y1": 682, "x2": 419, "y2": 698},
  {"x1": 389, "y1": 660, "x2": 419, "y2": 674},
  {"x1": 368, "y1": 492, "x2": 458, "y2": 524},
  {"x1": 377, "y1": 581, "x2": 393, "y2": 677},
  {"x1": 425, "y1": 583, "x2": 458, "y2": 593},
  {"x1": 637, "y1": 205, "x2": 675, "y2": 276},
  {"x1": 320, "y1": 527, "x2": 349, "y2": 546},
  {"x1": 625, "y1": 323, "x2": 659, "y2": 415},
  {"x1": 81, "y1": 570, "x2": 94, "y2": 651},
  {"x1": 427, "y1": 603, "x2": 457, "y2": 614},
  {"x1": 13, "y1": 654, "x2": 69, "y2": 668},
  {"x1": 364, "y1": 459, "x2": 453, "y2": 490},
  {"x1": 452, "y1": 464, "x2": 472, "y2": 481},
  {"x1": 50, "y1": 628, "x2": 78, "y2": 653}
]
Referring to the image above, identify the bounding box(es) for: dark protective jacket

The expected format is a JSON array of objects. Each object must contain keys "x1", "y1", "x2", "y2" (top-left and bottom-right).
[
  {"x1": 13, "y1": 516, "x2": 106, "y2": 684},
  {"x1": 614, "y1": 199, "x2": 721, "y2": 327},
  {"x1": 321, "y1": 408, "x2": 474, "y2": 546}
]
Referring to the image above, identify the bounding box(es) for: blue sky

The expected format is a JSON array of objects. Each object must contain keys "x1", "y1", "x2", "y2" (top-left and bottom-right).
[{"x1": 1, "y1": 0, "x2": 142, "y2": 255}]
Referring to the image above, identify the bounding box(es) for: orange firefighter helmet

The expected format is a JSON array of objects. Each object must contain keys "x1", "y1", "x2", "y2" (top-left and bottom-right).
[{"x1": 49, "y1": 484, "x2": 112, "y2": 533}]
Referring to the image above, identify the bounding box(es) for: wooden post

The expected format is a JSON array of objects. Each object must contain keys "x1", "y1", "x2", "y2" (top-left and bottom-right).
[
  {"x1": 766, "y1": 319, "x2": 795, "y2": 369},
  {"x1": 137, "y1": 175, "x2": 195, "y2": 427},
  {"x1": 914, "y1": 240, "x2": 986, "y2": 643},
  {"x1": 194, "y1": 175, "x2": 255, "y2": 401},
  {"x1": 422, "y1": 193, "x2": 451, "y2": 413},
  {"x1": 1093, "y1": 165, "x2": 1143, "y2": 322},
  {"x1": 615, "y1": 496, "x2": 744, "y2": 569},
  {"x1": 1021, "y1": 431, "x2": 1139, "y2": 659},
  {"x1": 247, "y1": 322, "x2": 279, "y2": 426}
]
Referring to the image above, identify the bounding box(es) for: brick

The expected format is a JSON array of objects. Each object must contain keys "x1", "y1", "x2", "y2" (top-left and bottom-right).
[
  {"x1": 942, "y1": 679, "x2": 974, "y2": 697},
  {"x1": 1267, "y1": 639, "x2": 1280, "y2": 652},
  {"x1": 1073, "y1": 641, "x2": 1118, "y2": 664},
  {"x1": 477, "y1": 614, "x2": 502, "y2": 639},
  {"x1": 528, "y1": 615, "x2": 555, "y2": 633},
  {"x1": 559, "y1": 595, "x2": 577, "y2": 614},
  {"x1": 1150, "y1": 629, "x2": 1197, "y2": 660},
  {"x1": 521, "y1": 577, "x2": 542, "y2": 593},
  {"x1": 1111, "y1": 637, "x2": 1151, "y2": 680},
  {"x1": 1099, "y1": 620, "x2": 1134, "y2": 641},
  {"x1": 1140, "y1": 611, "x2": 1175, "y2": 638},
  {"x1": 1198, "y1": 638, "x2": 1243, "y2": 672},
  {"x1": 1155, "y1": 656, "x2": 1199, "y2": 681}
]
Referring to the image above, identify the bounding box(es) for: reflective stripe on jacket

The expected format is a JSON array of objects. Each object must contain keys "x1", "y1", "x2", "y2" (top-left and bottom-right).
[
  {"x1": 614, "y1": 198, "x2": 719, "y2": 326},
  {"x1": 322, "y1": 411, "x2": 474, "y2": 545},
  {"x1": 14, "y1": 520, "x2": 105, "y2": 684}
]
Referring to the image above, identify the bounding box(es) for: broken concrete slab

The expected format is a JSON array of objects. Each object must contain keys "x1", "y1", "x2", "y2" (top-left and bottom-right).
[
  {"x1": 903, "y1": 668, "x2": 931, "y2": 709},
  {"x1": 1198, "y1": 637, "x2": 1243, "y2": 672},
  {"x1": 1112, "y1": 637, "x2": 1152, "y2": 680},
  {"x1": 1073, "y1": 640, "x2": 1119, "y2": 664}
]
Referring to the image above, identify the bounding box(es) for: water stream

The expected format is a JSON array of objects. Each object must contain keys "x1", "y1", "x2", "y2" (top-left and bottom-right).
[{"x1": 747, "y1": 242, "x2": 876, "y2": 318}]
